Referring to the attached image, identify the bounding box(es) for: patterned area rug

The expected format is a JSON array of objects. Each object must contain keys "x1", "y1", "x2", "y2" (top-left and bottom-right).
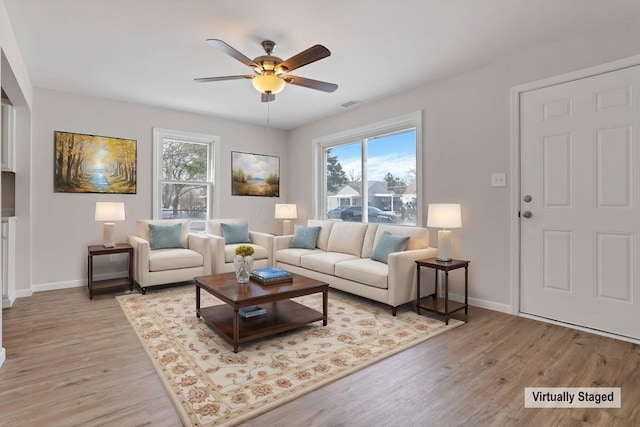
[{"x1": 117, "y1": 286, "x2": 463, "y2": 426}]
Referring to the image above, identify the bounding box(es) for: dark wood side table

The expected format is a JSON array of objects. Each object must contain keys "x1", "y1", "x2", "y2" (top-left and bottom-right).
[
  {"x1": 87, "y1": 243, "x2": 134, "y2": 299},
  {"x1": 416, "y1": 258, "x2": 469, "y2": 324}
]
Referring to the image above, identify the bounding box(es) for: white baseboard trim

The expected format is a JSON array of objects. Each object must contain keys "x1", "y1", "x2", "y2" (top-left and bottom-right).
[
  {"x1": 31, "y1": 271, "x2": 129, "y2": 293},
  {"x1": 15, "y1": 288, "x2": 33, "y2": 299},
  {"x1": 0, "y1": 347, "x2": 6, "y2": 368},
  {"x1": 24, "y1": 275, "x2": 514, "y2": 315},
  {"x1": 31, "y1": 279, "x2": 84, "y2": 293},
  {"x1": 448, "y1": 292, "x2": 513, "y2": 314}
]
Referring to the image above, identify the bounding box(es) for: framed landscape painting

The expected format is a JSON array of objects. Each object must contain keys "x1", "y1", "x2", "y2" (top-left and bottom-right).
[
  {"x1": 231, "y1": 151, "x2": 280, "y2": 197},
  {"x1": 54, "y1": 131, "x2": 137, "y2": 194}
]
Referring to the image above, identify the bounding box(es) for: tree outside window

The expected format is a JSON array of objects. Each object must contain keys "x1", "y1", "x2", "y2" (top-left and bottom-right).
[{"x1": 153, "y1": 129, "x2": 217, "y2": 231}]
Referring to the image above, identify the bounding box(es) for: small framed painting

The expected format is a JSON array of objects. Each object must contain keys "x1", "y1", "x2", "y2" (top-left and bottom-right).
[
  {"x1": 231, "y1": 151, "x2": 280, "y2": 197},
  {"x1": 54, "y1": 131, "x2": 137, "y2": 194}
]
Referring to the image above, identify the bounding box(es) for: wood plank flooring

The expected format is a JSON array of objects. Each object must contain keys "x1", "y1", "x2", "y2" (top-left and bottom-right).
[{"x1": 1, "y1": 286, "x2": 638, "y2": 426}]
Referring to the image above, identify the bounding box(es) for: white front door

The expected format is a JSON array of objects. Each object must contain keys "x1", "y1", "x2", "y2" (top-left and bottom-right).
[{"x1": 520, "y1": 65, "x2": 640, "y2": 340}]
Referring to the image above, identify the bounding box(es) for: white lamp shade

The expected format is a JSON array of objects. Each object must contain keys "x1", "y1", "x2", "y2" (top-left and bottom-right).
[
  {"x1": 427, "y1": 203, "x2": 462, "y2": 229},
  {"x1": 274, "y1": 204, "x2": 297, "y2": 219},
  {"x1": 252, "y1": 73, "x2": 286, "y2": 94},
  {"x1": 95, "y1": 202, "x2": 126, "y2": 222}
]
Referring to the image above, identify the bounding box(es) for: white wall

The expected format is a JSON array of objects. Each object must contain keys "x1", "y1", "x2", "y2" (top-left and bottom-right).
[
  {"x1": 1, "y1": 0, "x2": 34, "y2": 367},
  {"x1": 287, "y1": 15, "x2": 640, "y2": 313},
  {"x1": 30, "y1": 88, "x2": 288, "y2": 292}
]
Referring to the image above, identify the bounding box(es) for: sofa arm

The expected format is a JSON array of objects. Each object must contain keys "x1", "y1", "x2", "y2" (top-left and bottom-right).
[
  {"x1": 128, "y1": 235, "x2": 150, "y2": 287},
  {"x1": 250, "y1": 231, "x2": 274, "y2": 266},
  {"x1": 272, "y1": 235, "x2": 294, "y2": 264},
  {"x1": 387, "y1": 247, "x2": 438, "y2": 308},
  {"x1": 206, "y1": 234, "x2": 226, "y2": 274},
  {"x1": 188, "y1": 233, "x2": 212, "y2": 275}
]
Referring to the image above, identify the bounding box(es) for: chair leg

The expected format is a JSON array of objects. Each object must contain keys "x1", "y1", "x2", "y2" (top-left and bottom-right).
[{"x1": 392, "y1": 306, "x2": 397, "y2": 316}]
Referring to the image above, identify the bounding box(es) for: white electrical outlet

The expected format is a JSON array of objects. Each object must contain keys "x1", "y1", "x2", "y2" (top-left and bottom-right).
[
  {"x1": 491, "y1": 173, "x2": 507, "y2": 187},
  {"x1": 110, "y1": 254, "x2": 117, "y2": 262}
]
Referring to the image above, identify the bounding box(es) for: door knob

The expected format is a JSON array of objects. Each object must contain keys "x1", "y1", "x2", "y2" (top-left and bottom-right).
[
  {"x1": 523, "y1": 195, "x2": 532, "y2": 202},
  {"x1": 522, "y1": 211, "x2": 532, "y2": 218}
]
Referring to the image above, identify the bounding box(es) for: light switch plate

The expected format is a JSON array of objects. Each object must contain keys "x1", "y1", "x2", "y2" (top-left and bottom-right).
[{"x1": 491, "y1": 173, "x2": 506, "y2": 187}]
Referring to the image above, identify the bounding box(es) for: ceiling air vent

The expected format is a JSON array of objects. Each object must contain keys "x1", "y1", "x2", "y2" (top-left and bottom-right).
[{"x1": 338, "y1": 100, "x2": 361, "y2": 108}]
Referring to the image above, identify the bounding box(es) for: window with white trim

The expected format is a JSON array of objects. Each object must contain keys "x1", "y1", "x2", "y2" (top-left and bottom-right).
[
  {"x1": 152, "y1": 128, "x2": 219, "y2": 231},
  {"x1": 314, "y1": 112, "x2": 421, "y2": 226}
]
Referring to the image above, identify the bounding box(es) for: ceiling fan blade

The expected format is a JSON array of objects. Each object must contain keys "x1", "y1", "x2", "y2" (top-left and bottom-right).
[
  {"x1": 261, "y1": 93, "x2": 275, "y2": 103},
  {"x1": 284, "y1": 76, "x2": 338, "y2": 93},
  {"x1": 277, "y1": 45, "x2": 331, "y2": 73},
  {"x1": 206, "y1": 39, "x2": 258, "y2": 68},
  {"x1": 194, "y1": 75, "x2": 253, "y2": 83}
]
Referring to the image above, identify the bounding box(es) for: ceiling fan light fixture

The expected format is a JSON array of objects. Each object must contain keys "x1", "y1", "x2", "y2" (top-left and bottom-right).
[{"x1": 252, "y1": 72, "x2": 286, "y2": 95}]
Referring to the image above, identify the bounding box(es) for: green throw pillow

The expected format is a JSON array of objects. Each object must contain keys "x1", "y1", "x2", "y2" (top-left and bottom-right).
[
  {"x1": 371, "y1": 231, "x2": 410, "y2": 264},
  {"x1": 289, "y1": 226, "x2": 321, "y2": 250},
  {"x1": 148, "y1": 223, "x2": 184, "y2": 250},
  {"x1": 221, "y1": 222, "x2": 251, "y2": 244}
]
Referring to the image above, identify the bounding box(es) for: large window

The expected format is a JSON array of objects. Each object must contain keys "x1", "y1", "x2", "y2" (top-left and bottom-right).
[
  {"x1": 315, "y1": 112, "x2": 421, "y2": 226},
  {"x1": 152, "y1": 128, "x2": 219, "y2": 231}
]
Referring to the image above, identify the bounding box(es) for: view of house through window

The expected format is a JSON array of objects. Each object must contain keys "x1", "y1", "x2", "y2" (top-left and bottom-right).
[
  {"x1": 324, "y1": 128, "x2": 417, "y2": 225},
  {"x1": 153, "y1": 129, "x2": 216, "y2": 231}
]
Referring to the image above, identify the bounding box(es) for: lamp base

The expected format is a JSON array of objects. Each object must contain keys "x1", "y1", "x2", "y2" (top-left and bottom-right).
[
  {"x1": 282, "y1": 219, "x2": 292, "y2": 236},
  {"x1": 103, "y1": 222, "x2": 116, "y2": 248},
  {"x1": 436, "y1": 229, "x2": 452, "y2": 262}
]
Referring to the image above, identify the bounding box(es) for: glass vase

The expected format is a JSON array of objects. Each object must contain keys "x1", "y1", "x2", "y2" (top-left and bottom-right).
[{"x1": 234, "y1": 255, "x2": 253, "y2": 283}]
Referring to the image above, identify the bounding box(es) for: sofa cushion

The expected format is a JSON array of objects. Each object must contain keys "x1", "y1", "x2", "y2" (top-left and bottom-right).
[
  {"x1": 289, "y1": 226, "x2": 321, "y2": 249},
  {"x1": 224, "y1": 243, "x2": 269, "y2": 263},
  {"x1": 301, "y1": 252, "x2": 360, "y2": 275},
  {"x1": 371, "y1": 231, "x2": 410, "y2": 264},
  {"x1": 374, "y1": 224, "x2": 428, "y2": 250},
  {"x1": 361, "y1": 223, "x2": 379, "y2": 259},
  {"x1": 335, "y1": 259, "x2": 389, "y2": 289},
  {"x1": 137, "y1": 219, "x2": 189, "y2": 248},
  {"x1": 307, "y1": 220, "x2": 335, "y2": 251},
  {"x1": 149, "y1": 248, "x2": 203, "y2": 272},
  {"x1": 148, "y1": 223, "x2": 185, "y2": 250},
  {"x1": 326, "y1": 222, "x2": 368, "y2": 257},
  {"x1": 221, "y1": 222, "x2": 251, "y2": 244},
  {"x1": 276, "y1": 248, "x2": 325, "y2": 266},
  {"x1": 205, "y1": 218, "x2": 248, "y2": 237}
]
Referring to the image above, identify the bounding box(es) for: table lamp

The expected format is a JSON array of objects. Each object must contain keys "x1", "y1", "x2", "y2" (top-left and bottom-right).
[
  {"x1": 274, "y1": 204, "x2": 297, "y2": 235},
  {"x1": 427, "y1": 203, "x2": 462, "y2": 262},
  {"x1": 95, "y1": 202, "x2": 125, "y2": 248}
]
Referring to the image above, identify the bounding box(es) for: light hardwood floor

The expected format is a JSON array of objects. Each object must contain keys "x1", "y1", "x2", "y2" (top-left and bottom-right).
[{"x1": 1, "y1": 286, "x2": 638, "y2": 426}]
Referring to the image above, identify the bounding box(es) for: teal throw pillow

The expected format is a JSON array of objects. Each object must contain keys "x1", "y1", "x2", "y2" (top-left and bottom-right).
[
  {"x1": 289, "y1": 226, "x2": 321, "y2": 250},
  {"x1": 148, "y1": 223, "x2": 184, "y2": 250},
  {"x1": 371, "y1": 231, "x2": 410, "y2": 264},
  {"x1": 221, "y1": 222, "x2": 251, "y2": 244}
]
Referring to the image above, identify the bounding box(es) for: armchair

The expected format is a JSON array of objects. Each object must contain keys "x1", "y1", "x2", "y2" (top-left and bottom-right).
[
  {"x1": 205, "y1": 219, "x2": 273, "y2": 273},
  {"x1": 127, "y1": 219, "x2": 211, "y2": 294}
]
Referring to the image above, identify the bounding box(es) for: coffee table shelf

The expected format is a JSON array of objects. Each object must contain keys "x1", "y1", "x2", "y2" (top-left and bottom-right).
[{"x1": 198, "y1": 299, "x2": 325, "y2": 343}]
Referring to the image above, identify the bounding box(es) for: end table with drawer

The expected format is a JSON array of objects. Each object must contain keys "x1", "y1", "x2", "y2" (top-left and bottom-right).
[
  {"x1": 415, "y1": 258, "x2": 469, "y2": 324},
  {"x1": 87, "y1": 243, "x2": 134, "y2": 299}
]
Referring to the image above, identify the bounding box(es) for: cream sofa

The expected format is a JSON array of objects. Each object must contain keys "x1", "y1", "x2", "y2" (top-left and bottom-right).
[
  {"x1": 205, "y1": 219, "x2": 273, "y2": 274},
  {"x1": 128, "y1": 219, "x2": 211, "y2": 293},
  {"x1": 273, "y1": 220, "x2": 437, "y2": 315}
]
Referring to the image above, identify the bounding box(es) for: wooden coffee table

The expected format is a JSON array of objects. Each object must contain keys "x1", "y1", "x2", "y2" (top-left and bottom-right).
[{"x1": 194, "y1": 272, "x2": 329, "y2": 353}]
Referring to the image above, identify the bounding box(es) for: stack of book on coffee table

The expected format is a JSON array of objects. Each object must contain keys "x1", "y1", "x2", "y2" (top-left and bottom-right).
[
  {"x1": 239, "y1": 305, "x2": 267, "y2": 318},
  {"x1": 250, "y1": 267, "x2": 293, "y2": 285}
]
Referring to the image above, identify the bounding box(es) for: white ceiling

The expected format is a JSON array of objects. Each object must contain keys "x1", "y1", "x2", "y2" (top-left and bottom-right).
[{"x1": 4, "y1": 0, "x2": 640, "y2": 130}]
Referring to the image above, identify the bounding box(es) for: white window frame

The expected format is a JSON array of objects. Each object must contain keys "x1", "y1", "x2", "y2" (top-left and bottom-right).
[
  {"x1": 312, "y1": 111, "x2": 423, "y2": 225},
  {"x1": 152, "y1": 128, "x2": 220, "y2": 223}
]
